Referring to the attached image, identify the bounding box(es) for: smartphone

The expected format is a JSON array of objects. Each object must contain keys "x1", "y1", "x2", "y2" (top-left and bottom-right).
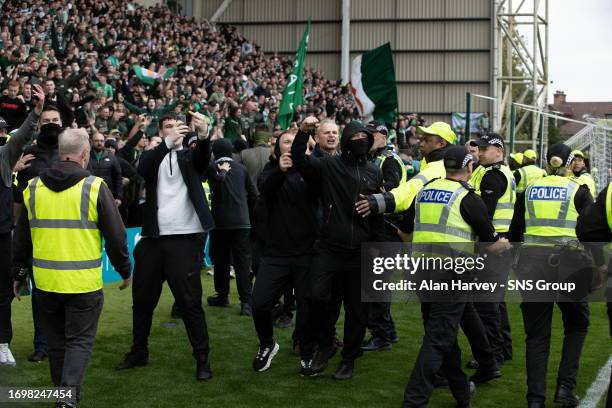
[{"x1": 30, "y1": 76, "x2": 42, "y2": 87}]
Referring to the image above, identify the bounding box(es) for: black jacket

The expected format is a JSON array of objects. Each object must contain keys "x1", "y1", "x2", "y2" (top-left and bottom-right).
[
  {"x1": 291, "y1": 129, "x2": 385, "y2": 253},
  {"x1": 205, "y1": 143, "x2": 257, "y2": 230},
  {"x1": 138, "y1": 138, "x2": 214, "y2": 238},
  {"x1": 13, "y1": 160, "x2": 132, "y2": 278},
  {"x1": 88, "y1": 150, "x2": 123, "y2": 200},
  {"x1": 258, "y1": 158, "x2": 318, "y2": 257},
  {"x1": 15, "y1": 144, "x2": 59, "y2": 204}
]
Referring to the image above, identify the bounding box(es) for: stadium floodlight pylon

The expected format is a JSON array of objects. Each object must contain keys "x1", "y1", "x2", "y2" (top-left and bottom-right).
[{"x1": 492, "y1": 0, "x2": 549, "y2": 148}]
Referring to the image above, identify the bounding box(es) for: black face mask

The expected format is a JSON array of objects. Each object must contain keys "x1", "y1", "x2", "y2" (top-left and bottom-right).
[
  {"x1": 347, "y1": 138, "x2": 369, "y2": 157},
  {"x1": 38, "y1": 123, "x2": 62, "y2": 148}
]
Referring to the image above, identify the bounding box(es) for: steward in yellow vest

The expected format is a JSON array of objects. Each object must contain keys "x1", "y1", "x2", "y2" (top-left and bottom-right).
[
  {"x1": 400, "y1": 145, "x2": 510, "y2": 407},
  {"x1": 507, "y1": 143, "x2": 594, "y2": 407},
  {"x1": 12, "y1": 128, "x2": 131, "y2": 406},
  {"x1": 571, "y1": 150, "x2": 596, "y2": 198},
  {"x1": 355, "y1": 121, "x2": 455, "y2": 217},
  {"x1": 513, "y1": 149, "x2": 546, "y2": 194},
  {"x1": 470, "y1": 133, "x2": 516, "y2": 234}
]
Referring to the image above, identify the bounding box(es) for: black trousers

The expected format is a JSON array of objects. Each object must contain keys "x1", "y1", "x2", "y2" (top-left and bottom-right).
[
  {"x1": 307, "y1": 249, "x2": 367, "y2": 362},
  {"x1": 0, "y1": 232, "x2": 12, "y2": 344},
  {"x1": 30, "y1": 273, "x2": 48, "y2": 352},
  {"x1": 472, "y1": 250, "x2": 512, "y2": 364},
  {"x1": 366, "y1": 225, "x2": 399, "y2": 342},
  {"x1": 519, "y1": 249, "x2": 590, "y2": 404},
  {"x1": 403, "y1": 301, "x2": 471, "y2": 408},
  {"x1": 209, "y1": 228, "x2": 252, "y2": 303},
  {"x1": 367, "y1": 302, "x2": 396, "y2": 341},
  {"x1": 131, "y1": 234, "x2": 210, "y2": 361},
  {"x1": 499, "y1": 301, "x2": 513, "y2": 359},
  {"x1": 521, "y1": 301, "x2": 589, "y2": 403},
  {"x1": 460, "y1": 301, "x2": 498, "y2": 370},
  {"x1": 252, "y1": 255, "x2": 311, "y2": 357},
  {"x1": 38, "y1": 289, "x2": 103, "y2": 405},
  {"x1": 473, "y1": 301, "x2": 503, "y2": 363}
]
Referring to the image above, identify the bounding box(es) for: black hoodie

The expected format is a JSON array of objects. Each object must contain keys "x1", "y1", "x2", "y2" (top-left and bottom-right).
[
  {"x1": 257, "y1": 136, "x2": 318, "y2": 257},
  {"x1": 13, "y1": 160, "x2": 132, "y2": 279},
  {"x1": 291, "y1": 124, "x2": 385, "y2": 253},
  {"x1": 205, "y1": 139, "x2": 257, "y2": 229}
]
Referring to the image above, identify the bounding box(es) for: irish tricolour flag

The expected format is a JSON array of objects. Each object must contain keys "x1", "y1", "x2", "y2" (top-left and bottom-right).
[
  {"x1": 132, "y1": 65, "x2": 175, "y2": 85},
  {"x1": 351, "y1": 43, "x2": 398, "y2": 124}
]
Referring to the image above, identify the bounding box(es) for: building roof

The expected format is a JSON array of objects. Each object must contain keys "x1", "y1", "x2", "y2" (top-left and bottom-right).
[{"x1": 548, "y1": 100, "x2": 612, "y2": 137}]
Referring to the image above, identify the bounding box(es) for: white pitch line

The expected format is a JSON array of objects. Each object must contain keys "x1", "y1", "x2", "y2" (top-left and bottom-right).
[{"x1": 578, "y1": 355, "x2": 612, "y2": 408}]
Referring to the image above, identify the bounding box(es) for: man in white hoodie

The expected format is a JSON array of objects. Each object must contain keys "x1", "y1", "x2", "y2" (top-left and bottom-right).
[{"x1": 117, "y1": 112, "x2": 216, "y2": 381}]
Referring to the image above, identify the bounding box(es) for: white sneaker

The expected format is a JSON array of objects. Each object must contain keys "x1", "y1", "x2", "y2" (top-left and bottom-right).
[
  {"x1": 230, "y1": 266, "x2": 236, "y2": 279},
  {"x1": 207, "y1": 268, "x2": 214, "y2": 276},
  {"x1": 0, "y1": 343, "x2": 16, "y2": 366}
]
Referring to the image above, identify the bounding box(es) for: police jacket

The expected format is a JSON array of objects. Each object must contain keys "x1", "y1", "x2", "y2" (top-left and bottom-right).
[{"x1": 291, "y1": 129, "x2": 385, "y2": 253}]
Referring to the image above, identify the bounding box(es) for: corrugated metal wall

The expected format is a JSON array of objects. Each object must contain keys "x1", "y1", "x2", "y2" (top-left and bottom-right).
[{"x1": 195, "y1": 0, "x2": 493, "y2": 122}]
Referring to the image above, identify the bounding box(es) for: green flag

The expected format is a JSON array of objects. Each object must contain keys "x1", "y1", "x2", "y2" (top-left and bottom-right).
[
  {"x1": 277, "y1": 19, "x2": 310, "y2": 130},
  {"x1": 350, "y1": 42, "x2": 398, "y2": 124}
]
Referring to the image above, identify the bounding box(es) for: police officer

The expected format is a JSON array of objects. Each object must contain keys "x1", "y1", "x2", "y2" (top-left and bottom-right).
[
  {"x1": 508, "y1": 143, "x2": 593, "y2": 408},
  {"x1": 355, "y1": 121, "x2": 456, "y2": 218},
  {"x1": 469, "y1": 133, "x2": 516, "y2": 366},
  {"x1": 12, "y1": 128, "x2": 132, "y2": 407},
  {"x1": 576, "y1": 182, "x2": 611, "y2": 335},
  {"x1": 576, "y1": 182, "x2": 611, "y2": 408},
  {"x1": 362, "y1": 120, "x2": 405, "y2": 352},
  {"x1": 400, "y1": 145, "x2": 510, "y2": 408},
  {"x1": 509, "y1": 152, "x2": 524, "y2": 171},
  {"x1": 570, "y1": 150, "x2": 596, "y2": 198},
  {"x1": 515, "y1": 149, "x2": 546, "y2": 194}
]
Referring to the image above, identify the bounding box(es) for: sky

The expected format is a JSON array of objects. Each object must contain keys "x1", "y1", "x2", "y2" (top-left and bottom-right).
[{"x1": 545, "y1": 0, "x2": 612, "y2": 102}]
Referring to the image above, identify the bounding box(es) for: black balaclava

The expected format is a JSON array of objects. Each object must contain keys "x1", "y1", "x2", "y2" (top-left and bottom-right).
[
  {"x1": 212, "y1": 138, "x2": 234, "y2": 162},
  {"x1": 37, "y1": 123, "x2": 62, "y2": 149},
  {"x1": 341, "y1": 121, "x2": 373, "y2": 161},
  {"x1": 347, "y1": 138, "x2": 370, "y2": 157}
]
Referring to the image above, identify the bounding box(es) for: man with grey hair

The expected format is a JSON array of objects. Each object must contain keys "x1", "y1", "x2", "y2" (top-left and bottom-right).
[
  {"x1": 12, "y1": 127, "x2": 131, "y2": 407},
  {"x1": 313, "y1": 119, "x2": 339, "y2": 158}
]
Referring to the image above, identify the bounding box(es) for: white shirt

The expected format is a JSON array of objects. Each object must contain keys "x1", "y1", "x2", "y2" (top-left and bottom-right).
[{"x1": 156, "y1": 141, "x2": 204, "y2": 236}]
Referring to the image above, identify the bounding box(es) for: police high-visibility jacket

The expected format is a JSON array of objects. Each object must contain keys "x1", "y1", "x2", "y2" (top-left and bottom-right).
[
  {"x1": 470, "y1": 163, "x2": 516, "y2": 233},
  {"x1": 516, "y1": 164, "x2": 546, "y2": 193},
  {"x1": 572, "y1": 172, "x2": 596, "y2": 199},
  {"x1": 23, "y1": 175, "x2": 104, "y2": 294},
  {"x1": 202, "y1": 181, "x2": 212, "y2": 209},
  {"x1": 413, "y1": 178, "x2": 476, "y2": 254},
  {"x1": 374, "y1": 150, "x2": 407, "y2": 186},
  {"x1": 523, "y1": 176, "x2": 580, "y2": 246},
  {"x1": 606, "y1": 182, "x2": 612, "y2": 233},
  {"x1": 390, "y1": 159, "x2": 445, "y2": 212}
]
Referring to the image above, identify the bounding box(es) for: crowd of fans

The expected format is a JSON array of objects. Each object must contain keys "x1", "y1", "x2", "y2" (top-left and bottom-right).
[
  {"x1": 0, "y1": 0, "x2": 430, "y2": 223},
  {"x1": 0, "y1": 0, "x2": 430, "y2": 227}
]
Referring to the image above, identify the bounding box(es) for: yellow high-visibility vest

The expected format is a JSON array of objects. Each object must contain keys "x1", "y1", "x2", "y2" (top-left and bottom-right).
[
  {"x1": 605, "y1": 182, "x2": 612, "y2": 233},
  {"x1": 413, "y1": 178, "x2": 476, "y2": 255},
  {"x1": 391, "y1": 159, "x2": 446, "y2": 212},
  {"x1": 523, "y1": 176, "x2": 580, "y2": 246},
  {"x1": 571, "y1": 172, "x2": 596, "y2": 199},
  {"x1": 202, "y1": 181, "x2": 212, "y2": 209},
  {"x1": 470, "y1": 164, "x2": 516, "y2": 233},
  {"x1": 375, "y1": 150, "x2": 407, "y2": 186},
  {"x1": 23, "y1": 176, "x2": 104, "y2": 293},
  {"x1": 516, "y1": 164, "x2": 546, "y2": 193}
]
